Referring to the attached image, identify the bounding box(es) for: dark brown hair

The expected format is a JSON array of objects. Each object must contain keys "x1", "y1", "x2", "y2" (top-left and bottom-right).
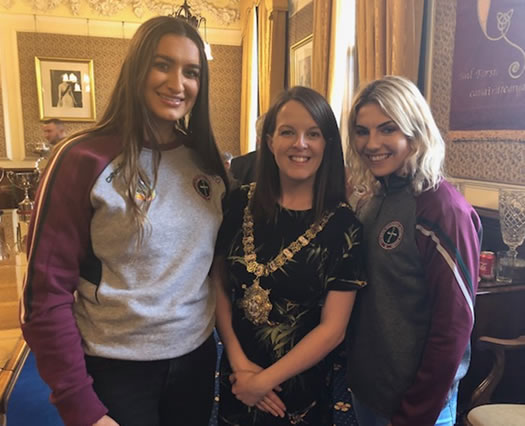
[{"x1": 252, "y1": 86, "x2": 346, "y2": 222}]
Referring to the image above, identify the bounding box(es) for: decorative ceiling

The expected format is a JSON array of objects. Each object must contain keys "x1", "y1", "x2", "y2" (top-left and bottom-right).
[{"x1": 0, "y1": 0, "x2": 240, "y2": 26}]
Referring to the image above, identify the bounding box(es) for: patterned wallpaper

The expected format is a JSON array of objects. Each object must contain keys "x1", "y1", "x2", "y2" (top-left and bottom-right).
[
  {"x1": 430, "y1": 0, "x2": 525, "y2": 185},
  {"x1": 289, "y1": 1, "x2": 313, "y2": 47},
  {"x1": 287, "y1": 1, "x2": 313, "y2": 89},
  {"x1": 209, "y1": 44, "x2": 242, "y2": 156},
  {"x1": 0, "y1": 81, "x2": 6, "y2": 158},
  {"x1": 16, "y1": 32, "x2": 241, "y2": 158},
  {"x1": 17, "y1": 32, "x2": 127, "y2": 155}
]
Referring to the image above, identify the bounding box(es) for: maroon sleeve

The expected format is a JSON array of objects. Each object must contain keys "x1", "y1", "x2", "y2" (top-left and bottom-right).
[
  {"x1": 21, "y1": 135, "x2": 121, "y2": 426},
  {"x1": 391, "y1": 185, "x2": 481, "y2": 426}
]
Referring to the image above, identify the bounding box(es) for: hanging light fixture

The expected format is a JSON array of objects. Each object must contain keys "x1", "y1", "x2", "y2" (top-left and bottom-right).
[{"x1": 171, "y1": 0, "x2": 213, "y2": 60}]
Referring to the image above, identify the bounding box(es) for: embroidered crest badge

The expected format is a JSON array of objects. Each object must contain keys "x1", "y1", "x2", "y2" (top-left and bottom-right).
[
  {"x1": 135, "y1": 177, "x2": 156, "y2": 202},
  {"x1": 379, "y1": 221, "x2": 404, "y2": 250},
  {"x1": 193, "y1": 175, "x2": 212, "y2": 200}
]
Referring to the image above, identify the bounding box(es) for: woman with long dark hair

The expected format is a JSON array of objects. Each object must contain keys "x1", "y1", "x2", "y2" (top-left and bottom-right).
[
  {"x1": 21, "y1": 16, "x2": 227, "y2": 426},
  {"x1": 213, "y1": 86, "x2": 366, "y2": 425}
]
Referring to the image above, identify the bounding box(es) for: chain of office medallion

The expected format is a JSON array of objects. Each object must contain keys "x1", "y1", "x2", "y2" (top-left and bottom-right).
[{"x1": 242, "y1": 183, "x2": 337, "y2": 278}]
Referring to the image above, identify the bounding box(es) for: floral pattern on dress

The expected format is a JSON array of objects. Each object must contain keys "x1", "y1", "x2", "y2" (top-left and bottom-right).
[{"x1": 216, "y1": 186, "x2": 366, "y2": 426}]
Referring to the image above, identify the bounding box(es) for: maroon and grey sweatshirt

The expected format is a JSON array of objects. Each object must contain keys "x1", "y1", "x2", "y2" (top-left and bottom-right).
[
  {"x1": 346, "y1": 175, "x2": 482, "y2": 426},
  {"x1": 20, "y1": 133, "x2": 224, "y2": 425}
]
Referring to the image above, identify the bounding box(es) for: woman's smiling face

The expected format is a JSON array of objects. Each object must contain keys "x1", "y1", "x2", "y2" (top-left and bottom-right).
[
  {"x1": 354, "y1": 102, "x2": 412, "y2": 178},
  {"x1": 143, "y1": 34, "x2": 201, "y2": 138},
  {"x1": 267, "y1": 100, "x2": 326, "y2": 190}
]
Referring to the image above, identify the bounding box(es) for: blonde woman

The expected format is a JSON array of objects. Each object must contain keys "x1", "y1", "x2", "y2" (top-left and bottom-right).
[
  {"x1": 21, "y1": 16, "x2": 227, "y2": 426},
  {"x1": 345, "y1": 75, "x2": 482, "y2": 426}
]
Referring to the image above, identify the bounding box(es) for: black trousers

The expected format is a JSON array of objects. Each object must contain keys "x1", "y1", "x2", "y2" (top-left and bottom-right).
[{"x1": 85, "y1": 334, "x2": 217, "y2": 426}]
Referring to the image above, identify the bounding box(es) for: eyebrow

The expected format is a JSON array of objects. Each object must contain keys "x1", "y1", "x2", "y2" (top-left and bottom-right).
[
  {"x1": 153, "y1": 54, "x2": 201, "y2": 69},
  {"x1": 356, "y1": 120, "x2": 395, "y2": 129},
  {"x1": 276, "y1": 124, "x2": 321, "y2": 131}
]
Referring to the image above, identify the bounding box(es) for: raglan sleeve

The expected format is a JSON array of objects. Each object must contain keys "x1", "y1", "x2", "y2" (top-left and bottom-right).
[
  {"x1": 20, "y1": 144, "x2": 108, "y2": 426},
  {"x1": 391, "y1": 191, "x2": 482, "y2": 426}
]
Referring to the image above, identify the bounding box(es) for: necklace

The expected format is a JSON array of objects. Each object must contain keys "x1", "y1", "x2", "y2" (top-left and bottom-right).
[{"x1": 239, "y1": 183, "x2": 336, "y2": 325}]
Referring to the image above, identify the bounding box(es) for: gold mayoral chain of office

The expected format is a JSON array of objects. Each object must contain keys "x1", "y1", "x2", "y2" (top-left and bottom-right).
[{"x1": 239, "y1": 183, "x2": 336, "y2": 326}]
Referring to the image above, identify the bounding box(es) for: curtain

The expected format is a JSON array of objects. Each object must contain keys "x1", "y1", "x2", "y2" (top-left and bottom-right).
[
  {"x1": 356, "y1": 0, "x2": 424, "y2": 84},
  {"x1": 258, "y1": 0, "x2": 287, "y2": 113},
  {"x1": 327, "y1": 0, "x2": 357, "y2": 159},
  {"x1": 312, "y1": 0, "x2": 333, "y2": 98},
  {"x1": 240, "y1": 5, "x2": 258, "y2": 154}
]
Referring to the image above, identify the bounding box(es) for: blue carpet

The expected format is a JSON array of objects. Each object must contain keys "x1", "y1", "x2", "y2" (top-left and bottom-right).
[
  {"x1": 7, "y1": 343, "x2": 357, "y2": 426},
  {"x1": 7, "y1": 351, "x2": 63, "y2": 426}
]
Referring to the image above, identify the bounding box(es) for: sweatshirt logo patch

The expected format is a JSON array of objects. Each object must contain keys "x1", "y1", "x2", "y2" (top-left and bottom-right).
[
  {"x1": 194, "y1": 175, "x2": 211, "y2": 200},
  {"x1": 135, "y1": 177, "x2": 156, "y2": 202},
  {"x1": 379, "y1": 221, "x2": 403, "y2": 250}
]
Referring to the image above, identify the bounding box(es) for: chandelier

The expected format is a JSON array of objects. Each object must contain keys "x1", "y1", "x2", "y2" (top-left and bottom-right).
[{"x1": 172, "y1": 0, "x2": 213, "y2": 60}]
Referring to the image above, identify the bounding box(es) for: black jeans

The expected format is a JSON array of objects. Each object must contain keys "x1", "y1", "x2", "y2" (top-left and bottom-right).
[{"x1": 85, "y1": 334, "x2": 217, "y2": 426}]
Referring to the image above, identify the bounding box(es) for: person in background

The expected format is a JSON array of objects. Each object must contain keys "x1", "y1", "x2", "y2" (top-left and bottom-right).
[
  {"x1": 230, "y1": 113, "x2": 266, "y2": 185},
  {"x1": 21, "y1": 16, "x2": 227, "y2": 426},
  {"x1": 222, "y1": 151, "x2": 233, "y2": 170},
  {"x1": 42, "y1": 118, "x2": 66, "y2": 146},
  {"x1": 212, "y1": 86, "x2": 366, "y2": 425},
  {"x1": 345, "y1": 75, "x2": 482, "y2": 426}
]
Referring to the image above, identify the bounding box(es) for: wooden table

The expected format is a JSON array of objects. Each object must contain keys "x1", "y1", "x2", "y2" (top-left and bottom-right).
[
  {"x1": 458, "y1": 281, "x2": 525, "y2": 413},
  {"x1": 0, "y1": 336, "x2": 29, "y2": 426}
]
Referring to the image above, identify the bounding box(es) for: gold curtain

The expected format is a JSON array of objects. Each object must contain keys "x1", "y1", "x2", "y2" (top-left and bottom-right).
[
  {"x1": 258, "y1": 0, "x2": 288, "y2": 113},
  {"x1": 240, "y1": 5, "x2": 257, "y2": 154},
  {"x1": 312, "y1": 0, "x2": 334, "y2": 98},
  {"x1": 356, "y1": 0, "x2": 424, "y2": 84}
]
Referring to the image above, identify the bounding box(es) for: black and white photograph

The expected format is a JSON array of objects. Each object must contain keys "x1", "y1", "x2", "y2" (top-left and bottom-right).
[
  {"x1": 35, "y1": 57, "x2": 96, "y2": 121},
  {"x1": 50, "y1": 70, "x2": 83, "y2": 108}
]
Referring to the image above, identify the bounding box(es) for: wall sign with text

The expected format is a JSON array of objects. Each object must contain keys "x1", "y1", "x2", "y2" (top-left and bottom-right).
[{"x1": 449, "y1": 0, "x2": 525, "y2": 141}]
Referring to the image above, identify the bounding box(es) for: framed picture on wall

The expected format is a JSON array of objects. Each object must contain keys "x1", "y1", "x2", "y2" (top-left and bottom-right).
[
  {"x1": 290, "y1": 35, "x2": 313, "y2": 88},
  {"x1": 35, "y1": 57, "x2": 96, "y2": 122}
]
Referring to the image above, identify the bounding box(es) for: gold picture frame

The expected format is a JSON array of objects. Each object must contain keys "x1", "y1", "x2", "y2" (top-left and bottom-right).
[
  {"x1": 290, "y1": 35, "x2": 313, "y2": 88},
  {"x1": 35, "y1": 57, "x2": 96, "y2": 122}
]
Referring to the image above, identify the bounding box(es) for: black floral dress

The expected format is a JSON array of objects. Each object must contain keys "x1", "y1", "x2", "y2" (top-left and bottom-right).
[{"x1": 217, "y1": 186, "x2": 366, "y2": 426}]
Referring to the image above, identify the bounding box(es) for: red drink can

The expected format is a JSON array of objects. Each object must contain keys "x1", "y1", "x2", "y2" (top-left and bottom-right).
[{"x1": 479, "y1": 251, "x2": 495, "y2": 280}]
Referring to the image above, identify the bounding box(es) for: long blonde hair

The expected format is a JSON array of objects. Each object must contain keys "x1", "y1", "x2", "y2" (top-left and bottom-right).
[
  {"x1": 62, "y1": 16, "x2": 227, "y2": 243},
  {"x1": 347, "y1": 75, "x2": 445, "y2": 196}
]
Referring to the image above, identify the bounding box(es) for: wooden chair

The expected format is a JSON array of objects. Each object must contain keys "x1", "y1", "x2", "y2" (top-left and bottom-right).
[
  {"x1": 0, "y1": 337, "x2": 29, "y2": 426},
  {"x1": 465, "y1": 335, "x2": 525, "y2": 426}
]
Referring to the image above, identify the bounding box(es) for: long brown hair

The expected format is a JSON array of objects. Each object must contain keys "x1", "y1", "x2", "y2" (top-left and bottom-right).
[{"x1": 65, "y1": 16, "x2": 227, "y2": 241}]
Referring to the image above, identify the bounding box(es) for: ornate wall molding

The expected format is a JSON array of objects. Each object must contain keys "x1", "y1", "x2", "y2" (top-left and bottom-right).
[{"x1": 5, "y1": 0, "x2": 240, "y2": 25}]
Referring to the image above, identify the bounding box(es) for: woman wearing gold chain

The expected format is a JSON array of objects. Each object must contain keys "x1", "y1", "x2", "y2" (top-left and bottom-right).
[{"x1": 212, "y1": 86, "x2": 367, "y2": 425}]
